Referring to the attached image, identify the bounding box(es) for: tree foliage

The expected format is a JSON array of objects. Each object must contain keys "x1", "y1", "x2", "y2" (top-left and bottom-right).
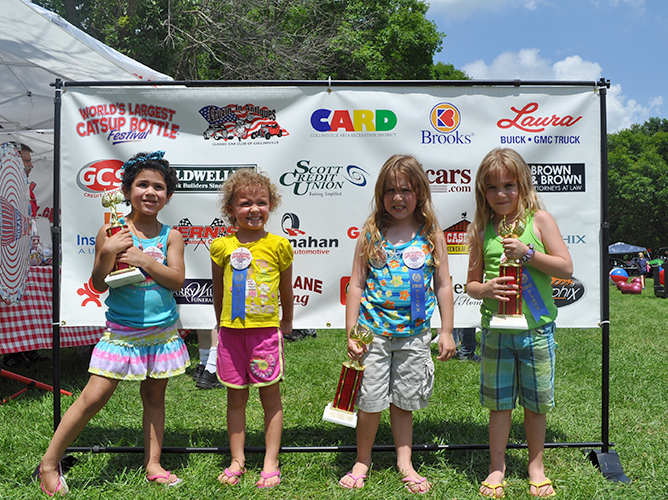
[
  {"x1": 34, "y1": 0, "x2": 462, "y2": 82},
  {"x1": 608, "y1": 117, "x2": 668, "y2": 251}
]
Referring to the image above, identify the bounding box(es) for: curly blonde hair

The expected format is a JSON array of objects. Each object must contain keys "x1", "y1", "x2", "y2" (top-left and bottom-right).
[
  {"x1": 467, "y1": 148, "x2": 545, "y2": 268},
  {"x1": 219, "y1": 169, "x2": 282, "y2": 225},
  {"x1": 362, "y1": 154, "x2": 443, "y2": 267}
]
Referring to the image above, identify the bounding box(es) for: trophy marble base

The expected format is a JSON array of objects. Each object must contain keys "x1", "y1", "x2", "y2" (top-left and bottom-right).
[
  {"x1": 322, "y1": 402, "x2": 357, "y2": 428},
  {"x1": 490, "y1": 314, "x2": 529, "y2": 330},
  {"x1": 104, "y1": 267, "x2": 145, "y2": 288}
]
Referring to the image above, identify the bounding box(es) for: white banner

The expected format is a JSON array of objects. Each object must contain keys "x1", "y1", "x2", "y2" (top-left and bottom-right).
[{"x1": 60, "y1": 84, "x2": 601, "y2": 329}]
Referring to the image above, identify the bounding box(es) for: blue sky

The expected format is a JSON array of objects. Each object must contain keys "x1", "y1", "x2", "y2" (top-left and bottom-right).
[{"x1": 427, "y1": 0, "x2": 666, "y2": 132}]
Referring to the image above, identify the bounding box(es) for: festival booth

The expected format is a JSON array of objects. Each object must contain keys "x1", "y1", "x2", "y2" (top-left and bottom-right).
[
  {"x1": 48, "y1": 77, "x2": 626, "y2": 480},
  {"x1": 0, "y1": 0, "x2": 171, "y2": 357}
]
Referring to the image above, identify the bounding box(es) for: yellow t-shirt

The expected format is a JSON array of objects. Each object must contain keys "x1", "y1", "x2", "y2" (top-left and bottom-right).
[{"x1": 210, "y1": 233, "x2": 293, "y2": 328}]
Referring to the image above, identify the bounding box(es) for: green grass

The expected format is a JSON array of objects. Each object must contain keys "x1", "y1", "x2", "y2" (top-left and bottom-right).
[{"x1": 1, "y1": 281, "x2": 667, "y2": 499}]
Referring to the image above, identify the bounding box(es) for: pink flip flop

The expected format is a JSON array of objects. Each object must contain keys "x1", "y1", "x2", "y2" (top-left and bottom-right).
[
  {"x1": 218, "y1": 467, "x2": 246, "y2": 485},
  {"x1": 256, "y1": 469, "x2": 281, "y2": 488},
  {"x1": 339, "y1": 471, "x2": 367, "y2": 489},
  {"x1": 146, "y1": 471, "x2": 182, "y2": 487},
  {"x1": 39, "y1": 464, "x2": 69, "y2": 497},
  {"x1": 402, "y1": 474, "x2": 431, "y2": 494}
]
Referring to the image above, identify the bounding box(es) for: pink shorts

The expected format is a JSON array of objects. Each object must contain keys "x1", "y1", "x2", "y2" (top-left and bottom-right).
[{"x1": 216, "y1": 326, "x2": 284, "y2": 389}]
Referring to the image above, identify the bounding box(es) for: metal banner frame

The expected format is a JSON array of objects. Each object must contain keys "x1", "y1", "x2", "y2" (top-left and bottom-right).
[{"x1": 48, "y1": 78, "x2": 626, "y2": 482}]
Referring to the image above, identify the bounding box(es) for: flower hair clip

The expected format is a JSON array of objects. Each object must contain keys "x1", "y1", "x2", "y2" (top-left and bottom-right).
[{"x1": 121, "y1": 150, "x2": 166, "y2": 171}]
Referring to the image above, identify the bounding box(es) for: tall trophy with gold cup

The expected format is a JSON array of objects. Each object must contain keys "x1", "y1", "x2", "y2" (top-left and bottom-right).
[
  {"x1": 322, "y1": 323, "x2": 374, "y2": 428},
  {"x1": 489, "y1": 215, "x2": 529, "y2": 330},
  {"x1": 102, "y1": 189, "x2": 145, "y2": 288}
]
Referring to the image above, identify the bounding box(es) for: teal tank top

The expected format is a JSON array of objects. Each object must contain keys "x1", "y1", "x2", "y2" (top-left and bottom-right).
[{"x1": 105, "y1": 223, "x2": 179, "y2": 328}]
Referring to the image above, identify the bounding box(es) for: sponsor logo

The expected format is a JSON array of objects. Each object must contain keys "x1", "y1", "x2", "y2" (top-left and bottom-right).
[
  {"x1": 430, "y1": 103, "x2": 461, "y2": 133},
  {"x1": 279, "y1": 159, "x2": 369, "y2": 196},
  {"x1": 452, "y1": 281, "x2": 483, "y2": 307},
  {"x1": 281, "y1": 212, "x2": 339, "y2": 255},
  {"x1": 421, "y1": 102, "x2": 473, "y2": 146},
  {"x1": 347, "y1": 226, "x2": 361, "y2": 239},
  {"x1": 497, "y1": 103, "x2": 583, "y2": 145},
  {"x1": 426, "y1": 166, "x2": 472, "y2": 193},
  {"x1": 552, "y1": 276, "x2": 586, "y2": 307},
  {"x1": 443, "y1": 217, "x2": 470, "y2": 255},
  {"x1": 76, "y1": 234, "x2": 96, "y2": 255},
  {"x1": 530, "y1": 163, "x2": 585, "y2": 192},
  {"x1": 174, "y1": 164, "x2": 255, "y2": 192},
  {"x1": 175, "y1": 218, "x2": 237, "y2": 250},
  {"x1": 497, "y1": 102, "x2": 583, "y2": 133},
  {"x1": 76, "y1": 277, "x2": 104, "y2": 307},
  {"x1": 76, "y1": 102, "x2": 180, "y2": 142},
  {"x1": 310, "y1": 108, "x2": 397, "y2": 137},
  {"x1": 340, "y1": 276, "x2": 351, "y2": 305},
  {"x1": 174, "y1": 279, "x2": 213, "y2": 305},
  {"x1": 563, "y1": 234, "x2": 586, "y2": 245},
  {"x1": 292, "y1": 275, "x2": 323, "y2": 307},
  {"x1": 76, "y1": 159, "x2": 123, "y2": 195},
  {"x1": 199, "y1": 103, "x2": 288, "y2": 143}
]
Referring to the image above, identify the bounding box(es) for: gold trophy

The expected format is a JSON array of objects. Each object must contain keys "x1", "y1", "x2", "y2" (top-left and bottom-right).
[
  {"x1": 102, "y1": 189, "x2": 145, "y2": 288},
  {"x1": 322, "y1": 323, "x2": 374, "y2": 428},
  {"x1": 489, "y1": 215, "x2": 529, "y2": 330}
]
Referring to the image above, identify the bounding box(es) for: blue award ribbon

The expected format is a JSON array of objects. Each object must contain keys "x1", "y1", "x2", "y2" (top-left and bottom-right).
[
  {"x1": 522, "y1": 267, "x2": 549, "y2": 322},
  {"x1": 409, "y1": 269, "x2": 426, "y2": 320},
  {"x1": 231, "y1": 268, "x2": 247, "y2": 321}
]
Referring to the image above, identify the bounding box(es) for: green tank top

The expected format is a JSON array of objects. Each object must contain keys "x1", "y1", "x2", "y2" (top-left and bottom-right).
[{"x1": 480, "y1": 212, "x2": 557, "y2": 332}]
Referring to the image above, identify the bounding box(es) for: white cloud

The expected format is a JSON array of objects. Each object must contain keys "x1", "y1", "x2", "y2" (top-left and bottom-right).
[{"x1": 462, "y1": 48, "x2": 660, "y2": 132}]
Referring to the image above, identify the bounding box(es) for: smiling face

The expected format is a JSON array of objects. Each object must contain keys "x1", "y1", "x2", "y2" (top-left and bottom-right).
[
  {"x1": 124, "y1": 168, "x2": 169, "y2": 216},
  {"x1": 485, "y1": 168, "x2": 519, "y2": 221},
  {"x1": 383, "y1": 172, "x2": 417, "y2": 223},
  {"x1": 227, "y1": 186, "x2": 271, "y2": 237}
]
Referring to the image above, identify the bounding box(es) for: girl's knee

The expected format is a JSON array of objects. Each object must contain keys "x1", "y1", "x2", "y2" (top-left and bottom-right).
[{"x1": 259, "y1": 384, "x2": 282, "y2": 408}]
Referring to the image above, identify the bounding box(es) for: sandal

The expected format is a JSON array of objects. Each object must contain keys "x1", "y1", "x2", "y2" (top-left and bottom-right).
[
  {"x1": 146, "y1": 471, "x2": 182, "y2": 487},
  {"x1": 480, "y1": 480, "x2": 507, "y2": 498},
  {"x1": 402, "y1": 474, "x2": 431, "y2": 494},
  {"x1": 218, "y1": 467, "x2": 246, "y2": 486},
  {"x1": 39, "y1": 464, "x2": 69, "y2": 497},
  {"x1": 256, "y1": 469, "x2": 281, "y2": 488},
  {"x1": 339, "y1": 471, "x2": 367, "y2": 489},
  {"x1": 529, "y1": 478, "x2": 556, "y2": 497}
]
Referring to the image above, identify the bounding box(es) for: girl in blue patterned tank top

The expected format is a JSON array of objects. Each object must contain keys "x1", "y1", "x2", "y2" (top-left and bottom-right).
[{"x1": 339, "y1": 155, "x2": 455, "y2": 494}]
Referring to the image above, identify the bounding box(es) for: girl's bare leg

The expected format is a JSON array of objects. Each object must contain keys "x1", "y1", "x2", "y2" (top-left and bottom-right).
[
  {"x1": 390, "y1": 404, "x2": 430, "y2": 493},
  {"x1": 219, "y1": 387, "x2": 249, "y2": 484},
  {"x1": 480, "y1": 409, "x2": 512, "y2": 497},
  {"x1": 525, "y1": 408, "x2": 554, "y2": 497},
  {"x1": 257, "y1": 383, "x2": 283, "y2": 487},
  {"x1": 338, "y1": 409, "x2": 380, "y2": 488},
  {"x1": 40, "y1": 375, "x2": 118, "y2": 493},
  {"x1": 141, "y1": 377, "x2": 178, "y2": 484}
]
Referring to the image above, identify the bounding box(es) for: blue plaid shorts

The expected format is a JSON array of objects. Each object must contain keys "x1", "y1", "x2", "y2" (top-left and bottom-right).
[{"x1": 480, "y1": 322, "x2": 557, "y2": 414}]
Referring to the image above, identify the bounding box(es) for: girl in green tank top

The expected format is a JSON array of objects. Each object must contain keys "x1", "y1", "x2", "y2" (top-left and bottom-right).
[{"x1": 465, "y1": 148, "x2": 573, "y2": 499}]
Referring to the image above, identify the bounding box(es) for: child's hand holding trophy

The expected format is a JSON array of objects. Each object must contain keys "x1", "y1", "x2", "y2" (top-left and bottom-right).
[
  {"x1": 322, "y1": 323, "x2": 374, "y2": 428},
  {"x1": 490, "y1": 215, "x2": 529, "y2": 329},
  {"x1": 102, "y1": 189, "x2": 145, "y2": 288}
]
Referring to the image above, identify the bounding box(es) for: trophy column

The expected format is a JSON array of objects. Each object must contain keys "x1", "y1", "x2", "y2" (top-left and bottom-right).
[
  {"x1": 102, "y1": 190, "x2": 145, "y2": 288},
  {"x1": 489, "y1": 216, "x2": 529, "y2": 330},
  {"x1": 322, "y1": 324, "x2": 373, "y2": 428}
]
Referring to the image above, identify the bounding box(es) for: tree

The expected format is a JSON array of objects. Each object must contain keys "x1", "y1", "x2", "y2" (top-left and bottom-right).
[
  {"x1": 432, "y1": 62, "x2": 469, "y2": 80},
  {"x1": 607, "y1": 121, "x2": 668, "y2": 251},
  {"x1": 33, "y1": 0, "x2": 464, "y2": 82}
]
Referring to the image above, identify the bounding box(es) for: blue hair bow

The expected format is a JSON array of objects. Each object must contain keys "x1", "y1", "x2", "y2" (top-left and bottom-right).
[{"x1": 121, "y1": 150, "x2": 166, "y2": 170}]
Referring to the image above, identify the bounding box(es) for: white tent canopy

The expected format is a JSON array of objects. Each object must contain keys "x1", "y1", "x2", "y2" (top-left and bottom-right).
[
  {"x1": 0, "y1": 0, "x2": 171, "y2": 236},
  {"x1": 0, "y1": 0, "x2": 171, "y2": 134}
]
